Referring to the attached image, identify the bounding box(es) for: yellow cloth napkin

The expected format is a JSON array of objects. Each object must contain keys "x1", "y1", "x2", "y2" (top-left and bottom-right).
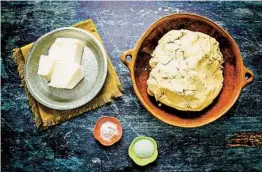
[{"x1": 12, "y1": 19, "x2": 123, "y2": 129}]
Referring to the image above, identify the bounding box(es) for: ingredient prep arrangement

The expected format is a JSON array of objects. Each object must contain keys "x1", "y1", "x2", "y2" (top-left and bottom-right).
[{"x1": 2, "y1": 1, "x2": 262, "y2": 172}]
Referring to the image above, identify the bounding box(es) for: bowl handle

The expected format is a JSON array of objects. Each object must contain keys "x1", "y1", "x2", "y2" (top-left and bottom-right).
[
  {"x1": 242, "y1": 66, "x2": 254, "y2": 88},
  {"x1": 120, "y1": 49, "x2": 135, "y2": 71}
]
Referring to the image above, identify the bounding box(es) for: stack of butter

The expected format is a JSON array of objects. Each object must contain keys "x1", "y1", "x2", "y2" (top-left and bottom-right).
[{"x1": 37, "y1": 38, "x2": 85, "y2": 89}]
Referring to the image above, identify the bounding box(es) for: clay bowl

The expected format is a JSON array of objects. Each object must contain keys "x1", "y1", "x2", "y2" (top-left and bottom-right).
[{"x1": 120, "y1": 13, "x2": 254, "y2": 128}]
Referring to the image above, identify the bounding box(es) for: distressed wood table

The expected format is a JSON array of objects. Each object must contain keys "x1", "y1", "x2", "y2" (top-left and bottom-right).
[{"x1": 1, "y1": 1, "x2": 262, "y2": 172}]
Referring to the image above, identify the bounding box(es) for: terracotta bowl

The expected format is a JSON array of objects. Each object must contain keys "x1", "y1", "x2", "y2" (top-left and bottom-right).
[{"x1": 120, "y1": 13, "x2": 254, "y2": 128}]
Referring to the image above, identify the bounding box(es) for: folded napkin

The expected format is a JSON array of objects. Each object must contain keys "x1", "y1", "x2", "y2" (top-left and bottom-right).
[{"x1": 13, "y1": 19, "x2": 123, "y2": 129}]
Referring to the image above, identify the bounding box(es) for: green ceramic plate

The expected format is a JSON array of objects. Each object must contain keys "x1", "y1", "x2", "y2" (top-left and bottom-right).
[{"x1": 25, "y1": 27, "x2": 107, "y2": 110}]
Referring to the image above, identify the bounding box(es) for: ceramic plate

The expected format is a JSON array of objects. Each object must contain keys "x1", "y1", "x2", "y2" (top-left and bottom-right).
[{"x1": 25, "y1": 27, "x2": 107, "y2": 110}]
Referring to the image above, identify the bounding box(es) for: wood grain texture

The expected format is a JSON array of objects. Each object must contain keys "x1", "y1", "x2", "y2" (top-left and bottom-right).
[
  {"x1": 227, "y1": 132, "x2": 262, "y2": 148},
  {"x1": 1, "y1": 1, "x2": 262, "y2": 172}
]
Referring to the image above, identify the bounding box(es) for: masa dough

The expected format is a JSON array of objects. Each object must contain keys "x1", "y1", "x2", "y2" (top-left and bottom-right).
[{"x1": 147, "y1": 29, "x2": 224, "y2": 111}]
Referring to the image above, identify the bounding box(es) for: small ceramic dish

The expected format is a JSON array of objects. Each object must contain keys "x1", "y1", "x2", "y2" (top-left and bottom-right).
[
  {"x1": 25, "y1": 27, "x2": 107, "y2": 110},
  {"x1": 93, "y1": 116, "x2": 123, "y2": 146},
  {"x1": 129, "y1": 136, "x2": 158, "y2": 166},
  {"x1": 120, "y1": 13, "x2": 254, "y2": 128}
]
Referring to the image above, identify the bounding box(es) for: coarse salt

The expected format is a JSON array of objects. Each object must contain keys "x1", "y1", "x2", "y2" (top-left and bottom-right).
[
  {"x1": 100, "y1": 121, "x2": 118, "y2": 141},
  {"x1": 133, "y1": 139, "x2": 154, "y2": 159}
]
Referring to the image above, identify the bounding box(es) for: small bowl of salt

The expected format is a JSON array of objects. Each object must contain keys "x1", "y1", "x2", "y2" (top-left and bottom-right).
[
  {"x1": 93, "y1": 116, "x2": 123, "y2": 146},
  {"x1": 129, "y1": 136, "x2": 158, "y2": 166}
]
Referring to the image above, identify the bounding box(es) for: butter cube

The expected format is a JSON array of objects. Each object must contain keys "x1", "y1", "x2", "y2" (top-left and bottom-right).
[
  {"x1": 48, "y1": 38, "x2": 84, "y2": 64},
  {"x1": 48, "y1": 62, "x2": 84, "y2": 89},
  {"x1": 37, "y1": 55, "x2": 56, "y2": 81}
]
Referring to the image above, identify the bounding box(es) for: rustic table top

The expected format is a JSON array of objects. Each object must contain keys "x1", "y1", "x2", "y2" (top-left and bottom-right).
[{"x1": 1, "y1": 1, "x2": 262, "y2": 172}]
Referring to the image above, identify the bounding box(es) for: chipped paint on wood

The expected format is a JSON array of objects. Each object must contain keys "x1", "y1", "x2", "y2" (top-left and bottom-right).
[{"x1": 228, "y1": 132, "x2": 262, "y2": 148}]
